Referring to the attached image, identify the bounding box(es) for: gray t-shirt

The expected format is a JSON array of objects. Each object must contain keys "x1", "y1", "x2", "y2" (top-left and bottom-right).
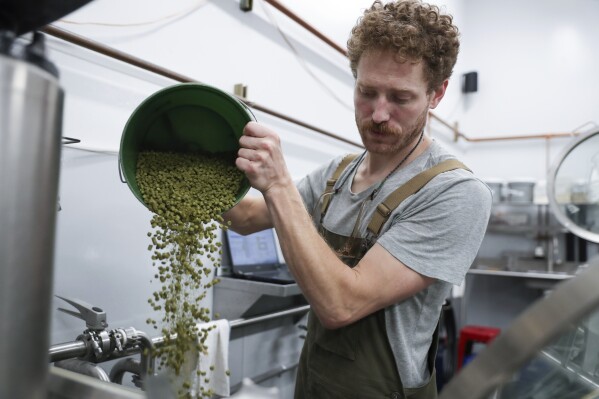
[{"x1": 296, "y1": 140, "x2": 492, "y2": 388}]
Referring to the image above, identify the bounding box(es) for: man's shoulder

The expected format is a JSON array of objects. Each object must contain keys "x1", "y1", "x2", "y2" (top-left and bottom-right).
[
  {"x1": 425, "y1": 143, "x2": 490, "y2": 191},
  {"x1": 407, "y1": 152, "x2": 492, "y2": 211},
  {"x1": 425, "y1": 160, "x2": 492, "y2": 203}
]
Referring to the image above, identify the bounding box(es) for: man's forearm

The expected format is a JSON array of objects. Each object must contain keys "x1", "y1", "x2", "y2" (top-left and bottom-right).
[
  {"x1": 263, "y1": 184, "x2": 358, "y2": 328},
  {"x1": 222, "y1": 196, "x2": 272, "y2": 235}
]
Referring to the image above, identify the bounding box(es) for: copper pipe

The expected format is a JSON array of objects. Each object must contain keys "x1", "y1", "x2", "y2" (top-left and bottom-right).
[
  {"x1": 263, "y1": 0, "x2": 348, "y2": 57},
  {"x1": 428, "y1": 111, "x2": 454, "y2": 131},
  {"x1": 42, "y1": 25, "x2": 195, "y2": 82},
  {"x1": 459, "y1": 132, "x2": 577, "y2": 143},
  {"x1": 45, "y1": 19, "x2": 566, "y2": 147},
  {"x1": 428, "y1": 111, "x2": 576, "y2": 143},
  {"x1": 244, "y1": 100, "x2": 362, "y2": 148},
  {"x1": 41, "y1": 25, "x2": 363, "y2": 149},
  {"x1": 258, "y1": 3, "x2": 499, "y2": 145},
  {"x1": 428, "y1": 111, "x2": 461, "y2": 142},
  {"x1": 262, "y1": 1, "x2": 473, "y2": 145}
]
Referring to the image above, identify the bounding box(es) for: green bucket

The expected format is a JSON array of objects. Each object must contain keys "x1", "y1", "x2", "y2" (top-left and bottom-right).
[{"x1": 119, "y1": 83, "x2": 254, "y2": 209}]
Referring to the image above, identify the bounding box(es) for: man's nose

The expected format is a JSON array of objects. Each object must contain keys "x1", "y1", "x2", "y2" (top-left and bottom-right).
[{"x1": 372, "y1": 98, "x2": 390, "y2": 124}]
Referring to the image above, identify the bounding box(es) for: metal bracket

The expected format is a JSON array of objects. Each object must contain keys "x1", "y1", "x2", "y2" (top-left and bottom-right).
[
  {"x1": 240, "y1": 0, "x2": 253, "y2": 12},
  {"x1": 234, "y1": 83, "x2": 248, "y2": 99},
  {"x1": 62, "y1": 136, "x2": 81, "y2": 145},
  {"x1": 118, "y1": 155, "x2": 127, "y2": 183}
]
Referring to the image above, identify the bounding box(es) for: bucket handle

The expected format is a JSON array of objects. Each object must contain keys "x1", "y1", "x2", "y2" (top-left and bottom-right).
[
  {"x1": 240, "y1": 100, "x2": 258, "y2": 122},
  {"x1": 118, "y1": 155, "x2": 126, "y2": 183}
]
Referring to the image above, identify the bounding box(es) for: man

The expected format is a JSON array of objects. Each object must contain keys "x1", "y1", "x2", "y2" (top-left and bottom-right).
[{"x1": 224, "y1": 1, "x2": 492, "y2": 397}]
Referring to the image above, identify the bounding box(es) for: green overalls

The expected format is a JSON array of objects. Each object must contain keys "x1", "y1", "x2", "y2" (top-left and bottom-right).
[{"x1": 294, "y1": 156, "x2": 469, "y2": 399}]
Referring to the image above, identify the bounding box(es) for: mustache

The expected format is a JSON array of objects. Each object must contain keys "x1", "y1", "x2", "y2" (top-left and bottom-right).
[{"x1": 359, "y1": 120, "x2": 401, "y2": 136}]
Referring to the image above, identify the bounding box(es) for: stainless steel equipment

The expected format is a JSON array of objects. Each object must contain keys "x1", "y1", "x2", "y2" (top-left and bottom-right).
[
  {"x1": 439, "y1": 130, "x2": 599, "y2": 399},
  {"x1": 50, "y1": 296, "x2": 155, "y2": 380},
  {"x1": 548, "y1": 130, "x2": 599, "y2": 243},
  {"x1": 46, "y1": 298, "x2": 309, "y2": 398},
  {"x1": 439, "y1": 256, "x2": 599, "y2": 399},
  {"x1": 48, "y1": 367, "x2": 145, "y2": 399},
  {"x1": 0, "y1": 2, "x2": 91, "y2": 397},
  {"x1": 0, "y1": 32, "x2": 64, "y2": 399}
]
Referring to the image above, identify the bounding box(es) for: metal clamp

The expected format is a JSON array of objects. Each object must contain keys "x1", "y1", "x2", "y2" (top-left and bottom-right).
[{"x1": 77, "y1": 329, "x2": 111, "y2": 361}]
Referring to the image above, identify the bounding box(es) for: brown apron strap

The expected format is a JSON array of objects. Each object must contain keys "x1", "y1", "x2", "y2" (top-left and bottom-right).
[
  {"x1": 320, "y1": 153, "x2": 359, "y2": 218},
  {"x1": 367, "y1": 159, "x2": 471, "y2": 236}
]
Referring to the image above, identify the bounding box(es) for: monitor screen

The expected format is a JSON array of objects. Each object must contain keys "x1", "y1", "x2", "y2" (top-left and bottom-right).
[{"x1": 226, "y1": 229, "x2": 279, "y2": 266}]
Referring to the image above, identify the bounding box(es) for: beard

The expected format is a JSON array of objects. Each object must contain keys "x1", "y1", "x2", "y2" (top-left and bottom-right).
[{"x1": 356, "y1": 106, "x2": 429, "y2": 155}]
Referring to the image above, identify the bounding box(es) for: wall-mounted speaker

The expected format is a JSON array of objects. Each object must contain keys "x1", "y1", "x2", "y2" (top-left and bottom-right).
[{"x1": 462, "y1": 71, "x2": 478, "y2": 93}]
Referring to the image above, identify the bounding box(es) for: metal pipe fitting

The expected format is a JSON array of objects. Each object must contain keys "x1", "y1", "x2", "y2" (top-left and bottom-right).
[
  {"x1": 134, "y1": 330, "x2": 155, "y2": 378},
  {"x1": 54, "y1": 359, "x2": 110, "y2": 382},
  {"x1": 109, "y1": 358, "x2": 142, "y2": 385}
]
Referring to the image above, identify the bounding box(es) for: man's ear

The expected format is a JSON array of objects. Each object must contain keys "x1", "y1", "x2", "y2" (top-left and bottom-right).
[{"x1": 429, "y1": 80, "x2": 449, "y2": 109}]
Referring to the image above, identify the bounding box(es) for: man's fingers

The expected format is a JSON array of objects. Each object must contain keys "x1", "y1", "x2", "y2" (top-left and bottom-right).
[
  {"x1": 238, "y1": 134, "x2": 261, "y2": 150},
  {"x1": 239, "y1": 130, "x2": 276, "y2": 155},
  {"x1": 243, "y1": 121, "x2": 273, "y2": 138},
  {"x1": 235, "y1": 156, "x2": 250, "y2": 170},
  {"x1": 237, "y1": 147, "x2": 260, "y2": 162},
  {"x1": 242, "y1": 121, "x2": 260, "y2": 137}
]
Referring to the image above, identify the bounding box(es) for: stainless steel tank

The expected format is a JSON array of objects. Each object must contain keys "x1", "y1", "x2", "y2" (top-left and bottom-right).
[
  {"x1": 0, "y1": 1, "x2": 92, "y2": 396},
  {"x1": 0, "y1": 39, "x2": 64, "y2": 399}
]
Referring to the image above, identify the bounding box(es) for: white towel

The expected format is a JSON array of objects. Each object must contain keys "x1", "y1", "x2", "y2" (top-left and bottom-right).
[
  {"x1": 193, "y1": 319, "x2": 231, "y2": 397},
  {"x1": 171, "y1": 319, "x2": 231, "y2": 397}
]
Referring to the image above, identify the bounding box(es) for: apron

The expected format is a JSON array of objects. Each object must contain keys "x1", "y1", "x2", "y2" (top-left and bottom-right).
[{"x1": 294, "y1": 156, "x2": 469, "y2": 399}]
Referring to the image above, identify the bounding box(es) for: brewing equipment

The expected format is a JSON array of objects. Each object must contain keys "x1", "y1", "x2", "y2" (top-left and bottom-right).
[
  {"x1": 439, "y1": 130, "x2": 599, "y2": 399},
  {"x1": 0, "y1": 1, "x2": 91, "y2": 397}
]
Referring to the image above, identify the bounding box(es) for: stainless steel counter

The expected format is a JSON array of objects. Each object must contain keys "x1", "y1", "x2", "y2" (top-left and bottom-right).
[
  {"x1": 471, "y1": 257, "x2": 582, "y2": 280},
  {"x1": 468, "y1": 268, "x2": 573, "y2": 280},
  {"x1": 213, "y1": 277, "x2": 306, "y2": 320}
]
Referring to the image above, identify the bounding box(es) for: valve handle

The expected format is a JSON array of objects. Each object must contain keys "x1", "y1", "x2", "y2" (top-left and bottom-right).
[{"x1": 56, "y1": 295, "x2": 108, "y2": 330}]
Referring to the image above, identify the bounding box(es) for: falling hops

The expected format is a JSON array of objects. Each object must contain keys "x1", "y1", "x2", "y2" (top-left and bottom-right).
[{"x1": 137, "y1": 151, "x2": 242, "y2": 398}]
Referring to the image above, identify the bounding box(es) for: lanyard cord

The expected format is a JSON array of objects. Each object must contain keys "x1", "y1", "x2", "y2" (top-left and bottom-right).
[
  {"x1": 323, "y1": 130, "x2": 425, "y2": 238},
  {"x1": 369, "y1": 130, "x2": 424, "y2": 200}
]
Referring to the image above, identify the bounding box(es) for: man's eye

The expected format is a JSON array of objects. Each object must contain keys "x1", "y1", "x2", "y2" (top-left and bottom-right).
[
  {"x1": 360, "y1": 89, "x2": 375, "y2": 98},
  {"x1": 392, "y1": 96, "x2": 410, "y2": 104}
]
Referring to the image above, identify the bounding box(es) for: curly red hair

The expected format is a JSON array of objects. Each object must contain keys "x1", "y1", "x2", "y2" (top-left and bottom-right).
[{"x1": 347, "y1": 0, "x2": 460, "y2": 92}]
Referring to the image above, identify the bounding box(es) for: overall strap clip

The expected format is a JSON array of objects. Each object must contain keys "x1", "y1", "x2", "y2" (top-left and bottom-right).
[
  {"x1": 320, "y1": 154, "x2": 359, "y2": 218},
  {"x1": 367, "y1": 159, "x2": 471, "y2": 236}
]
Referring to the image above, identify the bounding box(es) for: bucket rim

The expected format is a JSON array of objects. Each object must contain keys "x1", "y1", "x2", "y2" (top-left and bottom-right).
[{"x1": 119, "y1": 82, "x2": 254, "y2": 210}]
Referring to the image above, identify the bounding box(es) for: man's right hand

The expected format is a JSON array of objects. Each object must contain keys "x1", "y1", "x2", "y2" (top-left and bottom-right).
[{"x1": 236, "y1": 121, "x2": 294, "y2": 197}]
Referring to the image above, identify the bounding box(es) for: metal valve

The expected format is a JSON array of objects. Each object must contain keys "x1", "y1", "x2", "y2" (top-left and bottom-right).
[
  {"x1": 56, "y1": 295, "x2": 108, "y2": 330},
  {"x1": 54, "y1": 295, "x2": 155, "y2": 379}
]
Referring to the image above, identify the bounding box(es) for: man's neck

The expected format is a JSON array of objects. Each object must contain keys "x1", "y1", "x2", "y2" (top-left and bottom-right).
[
  {"x1": 352, "y1": 135, "x2": 432, "y2": 194},
  {"x1": 368, "y1": 135, "x2": 431, "y2": 174}
]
